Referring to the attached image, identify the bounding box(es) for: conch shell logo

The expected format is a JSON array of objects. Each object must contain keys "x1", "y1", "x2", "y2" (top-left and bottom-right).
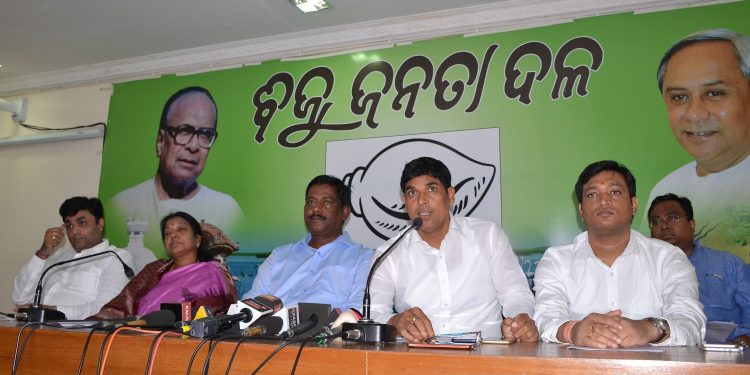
[{"x1": 343, "y1": 138, "x2": 496, "y2": 240}]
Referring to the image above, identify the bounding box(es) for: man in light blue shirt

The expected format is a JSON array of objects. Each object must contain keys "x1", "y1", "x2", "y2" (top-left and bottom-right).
[
  {"x1": 649, "y1": 193, "x2": 750, "y2": 346},
  {"x1": 243, "y1": 175, "x2": 373, "y2": 311}
]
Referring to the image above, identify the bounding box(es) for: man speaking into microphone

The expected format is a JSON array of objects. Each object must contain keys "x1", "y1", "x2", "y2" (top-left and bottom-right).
[
  {"x1": 369, "y1": 157, "x2": 538, "y2": 343},
  {"x1": 13, "y1": 197, "x2": 135, "y2": 319}
]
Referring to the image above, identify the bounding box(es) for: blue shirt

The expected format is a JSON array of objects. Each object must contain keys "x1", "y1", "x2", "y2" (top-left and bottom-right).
[
  {"x1": 689, "y1": 241, "x2": 750, "y2": 339},
  {"x1": 243, "y1": 232, "x2": 373, "y2": 311}
]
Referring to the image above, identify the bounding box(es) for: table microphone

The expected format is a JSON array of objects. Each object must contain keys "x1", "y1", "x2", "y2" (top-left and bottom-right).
[
  {"x1": 342, "y1": 218, "x2": 422, "y2": 343},
  {"x1": 29, "y1": 250, "x2": 135, "y2": 322},
  {"x1": 189, "y1": 295, "x2": 283, "y2": 337},
  {"x1": 97, "y1": 310, "x2": 177, "y2": 331},
  {"x1": 243, "y1": 316, "x2": 284, "y2": 337}
]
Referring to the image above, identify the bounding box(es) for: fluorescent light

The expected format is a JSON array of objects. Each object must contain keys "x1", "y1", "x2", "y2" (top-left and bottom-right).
[
  {"x1": 290, "y1": 0, "x2": 330, "y2": 13},
  {"x1": 0, "y1": 127, "x2": 103, "y2": 147}
]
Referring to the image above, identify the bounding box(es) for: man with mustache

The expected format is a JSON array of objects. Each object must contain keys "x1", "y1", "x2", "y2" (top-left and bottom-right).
[
  {"x1": 13, "y1": 197, "x2": 135, "y2": 320},
  {"x1": 111, "y1": 86, "x2": 245, "y2": 265},
  {"x1": 648, "y1": 193, "x2": 750, "y2": 347},
  {"x1": 243, "y1": 175, "x2": 373, "y2": 311},
  {"x1": 534, "y1": 160, "x2": 704, "y2": 348},
  {"x1": 369, "y1": 157, "x2": 537, "y2": 342},
  {"x1": 644, "y1": 29, "x2": 750, "y2": 262}
]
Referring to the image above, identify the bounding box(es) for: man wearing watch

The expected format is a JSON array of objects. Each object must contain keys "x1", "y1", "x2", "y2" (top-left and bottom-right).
[{"x1": 533, "y1": 161, "x2": 705, "y2": 348}]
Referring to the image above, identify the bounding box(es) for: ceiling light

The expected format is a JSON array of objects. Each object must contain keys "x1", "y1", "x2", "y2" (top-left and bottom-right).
[{"x1": 290, "y1": 0, "x2": 330, "y2": 13}]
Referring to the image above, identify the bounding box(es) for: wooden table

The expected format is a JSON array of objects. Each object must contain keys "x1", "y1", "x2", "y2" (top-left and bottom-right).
[{"x1": 1, "y1": 322, "x2": 748, "y2": 374}]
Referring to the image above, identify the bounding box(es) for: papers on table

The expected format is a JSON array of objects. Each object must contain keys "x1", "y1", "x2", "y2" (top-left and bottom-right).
[{"x1": 568, "y1": 345, "x2": 664, "y2": 352}]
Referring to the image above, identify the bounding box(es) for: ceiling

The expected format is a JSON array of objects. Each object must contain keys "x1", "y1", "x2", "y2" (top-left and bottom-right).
[{"x1": 0, "y1": 0, "x2": 730, "y2": 96}]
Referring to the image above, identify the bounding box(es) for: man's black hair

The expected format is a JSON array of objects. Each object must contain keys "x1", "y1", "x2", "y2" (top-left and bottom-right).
[
  {"x1": 574, "y1": 160, "x2": 636, "y2": 203},
  {"x1": 400, "y1": 157, "x2": 452, "y2": 193},
  {"x1": 59, "y1": 197, "x2": 104, "y2": 221},
  {"x1": 306, "y1": 175, "x2": 352, "y2": 208},
  {"x1": 647, "y1": 193, "x2": 694, "y2": 221}
]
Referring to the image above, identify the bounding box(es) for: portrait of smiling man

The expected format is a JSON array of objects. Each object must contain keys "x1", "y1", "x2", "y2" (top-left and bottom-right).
[
  {"x1": 645, "y1": 29, "x2": 750, "y2": 262},
  {"x1": 111, "y1": 86, "x2": 246, "y2": 257}
]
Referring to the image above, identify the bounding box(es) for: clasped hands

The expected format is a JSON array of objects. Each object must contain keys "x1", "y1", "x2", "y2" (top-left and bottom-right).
[
  {"x1": 569, "y1": 310, "x2": 665, "y2": 348},
  {"x1": 389, "y1": 307, "x2": 539, "y2": 343}
]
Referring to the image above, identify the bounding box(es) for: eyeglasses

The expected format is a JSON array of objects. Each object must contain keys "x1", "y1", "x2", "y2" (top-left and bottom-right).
[
  {"x1": 649, "y1": 214, "x2": 681, "y2": 227},
  {"x1": 161, "y1": 124, "x2": 218, "y2": 149},
  {"x1": 64, "y1": 219, "x2": 90, "y2": 230},
  {"x1": 305, "y1": 198, "x2": 337, "y2": 208}
]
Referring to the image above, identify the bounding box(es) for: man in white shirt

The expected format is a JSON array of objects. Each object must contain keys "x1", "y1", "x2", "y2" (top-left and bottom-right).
[
  {"x1": 369, "y1": 156, "x2": 537, "y2": 342},
  {"x1": 644, "y1": 29, "x2": 750, "y2": 262},
  {"x1": 111, "y1": 87, "x2": 246, "y2": 252},
  {"x1": 13, "y1": 197, "x2": 135, "y2": 320},
  {"x1": 534, "y1": 160, "x2": 705, "y2": 348}
]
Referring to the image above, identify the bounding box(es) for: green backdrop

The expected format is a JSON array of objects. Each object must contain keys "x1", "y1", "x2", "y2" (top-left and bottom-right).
[{"x1": 99, "y1": 1, "x2": 750, "y2": 261}]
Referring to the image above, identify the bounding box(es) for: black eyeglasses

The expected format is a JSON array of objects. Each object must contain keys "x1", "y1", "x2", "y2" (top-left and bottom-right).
[
  {"x1": 649, "y1": 214, "x2": 681, "y2": 228},
  {"x1": 161, "y1": 124, "x2": 218, "y2": 149}
]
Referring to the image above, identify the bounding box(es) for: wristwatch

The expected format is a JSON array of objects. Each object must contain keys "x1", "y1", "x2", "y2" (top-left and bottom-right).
[{"x1": 648, "y1": 317, "x2": 668, "y2": 342}]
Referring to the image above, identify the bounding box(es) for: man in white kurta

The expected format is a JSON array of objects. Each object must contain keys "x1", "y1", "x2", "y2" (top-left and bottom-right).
[
  {"x1": 534, "y1": 161, "x2": 704, "y2": 348},
  {"x1": 13, "y1": 197, "x2": 134, "y2": 320},
  {"x1": 369, "y1": 157, "x2": 537, "y2": 342}
]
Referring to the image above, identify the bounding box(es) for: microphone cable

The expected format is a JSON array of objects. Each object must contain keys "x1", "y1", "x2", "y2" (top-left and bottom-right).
[
  {"x1": 290, "y1": 336, "x2": 313, "y2": 375},
  {"x1": 97, "y1": 326, "x2": 177, "y2": 375},
  {"x1": 95, "y1": 328, "x2": 117, "y2": 375},
  {"x1": 201, "y1": 334, "x2": 231, "y2": 375},
  {"x1": 224, "y1": 336, "x2": 255, "y2": 375},
  {"x1": 186, "y1": 337, "x2": 215, "y2": 375},
  {"x1": 250, "y1": 340, "x2": 296, "y2": 375},
  {"x1": 76, "y1": 326, "x2": 98, "y2": 375},
  {"x1": 223, "y1": 323, "x2": 288, "y2": 375},
  {"x1": 11, "y1": 322, "x2": 42, "y2": 375},
  {"x1": 145, "y1": 329, "x2": 182, "y2": 375}
]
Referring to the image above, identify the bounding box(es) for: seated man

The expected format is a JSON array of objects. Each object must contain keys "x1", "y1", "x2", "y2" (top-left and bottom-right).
[
  {"x1": 534, "y1": 160, "x2": 705, "y2": 348},
  {"x1": 648, "y1": 193, "x2": 750, "y2": 346},
  {"x1": 369, "y1": 157, "x2": 537, "y2": 343},
  {"x1": 244, "y1": 175, "x2": 373, "y2": 311},
  {"x1": 13, "y1": 197, "x2": 135, "y2": 320}
]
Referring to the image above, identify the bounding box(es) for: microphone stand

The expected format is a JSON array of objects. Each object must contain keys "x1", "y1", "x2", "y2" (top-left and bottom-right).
[
  {"x1": 29, "y1": 250, "x2": 134, "y2": 323},
  {"x1": 342, "y1": 218, "x2": 422, "y2": 343}
]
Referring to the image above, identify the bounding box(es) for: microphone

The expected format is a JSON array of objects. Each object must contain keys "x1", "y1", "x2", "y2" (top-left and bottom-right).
[
  {"x1": 243, "y1": 316, "x2": 283, "y2": 337},
  {"x1": 189, "y1": 295, "x2": 283, "y2": 338},
  {"x1": 343, "y1": 218, "x2": 422, "y2": 343},
  {"x1": 280, "y1": 313, "x2": 319, "y2": 339},
  {"x1": 98, "y1": 310, "x2": 177, "y2": 331},
  {"x1": 130, "y1": 309, "x2": 177, "y2": 328},
  {"x1": 314, "y1": 308, "x2": 361, "y2": 341},
  {"x1": 29, "y1": 250, "x2": 135, "y2": 322},
  {"x1": 272, "y1": 302, "x2": 331, "y2": 338}
]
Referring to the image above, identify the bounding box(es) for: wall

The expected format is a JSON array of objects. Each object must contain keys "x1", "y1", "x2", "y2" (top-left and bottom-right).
[{"x1": 0, "y1": 84, "x2": 111, "y2": 312}]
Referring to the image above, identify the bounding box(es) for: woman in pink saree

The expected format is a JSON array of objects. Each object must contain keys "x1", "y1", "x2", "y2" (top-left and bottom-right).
[{"x1": 90, "y1": 212, "x2": 237, "y2": 319}]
